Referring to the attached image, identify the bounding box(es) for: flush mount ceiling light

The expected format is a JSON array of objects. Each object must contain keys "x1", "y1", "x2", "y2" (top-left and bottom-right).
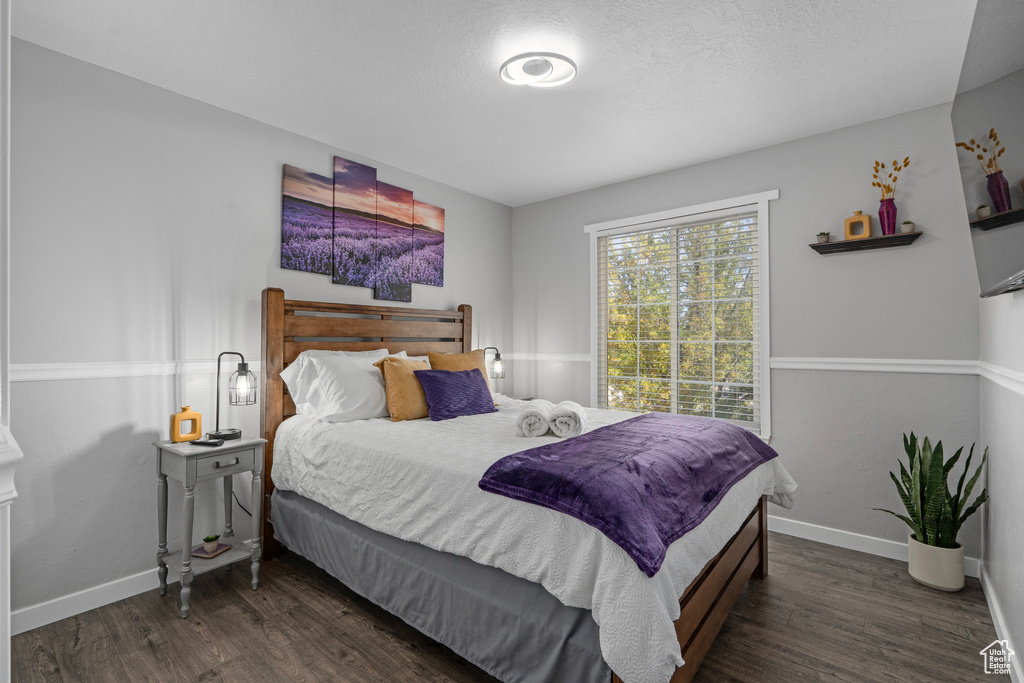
[{"x1": 500, "y1": 52, "x2": 577, "y2": 88}]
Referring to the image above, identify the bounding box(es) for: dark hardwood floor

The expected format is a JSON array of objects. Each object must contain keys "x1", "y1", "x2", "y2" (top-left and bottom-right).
[{"x1": 12, "y1": 533, "x2": 1004, "y2": 682}]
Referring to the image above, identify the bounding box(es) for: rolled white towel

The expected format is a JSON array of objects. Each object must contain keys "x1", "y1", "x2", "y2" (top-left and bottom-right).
[
  {"x1": 516, "y1": 399, "x2": 555, "y2": 437},
  {"x1": 549, "y1": 400, "x2": 587, "y2": 438}
]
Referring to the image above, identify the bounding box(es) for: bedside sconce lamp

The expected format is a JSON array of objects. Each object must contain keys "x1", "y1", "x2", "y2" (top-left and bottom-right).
[
  {"x1": 483, "y1": 346, "x2": 505, "y2": 379},
  {"x1": 210, "y1": 351, "x2": 257, "y2": 441}
]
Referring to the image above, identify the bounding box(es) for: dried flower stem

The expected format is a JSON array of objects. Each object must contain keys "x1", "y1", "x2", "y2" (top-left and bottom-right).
[
  {"x1": 871, "y1": 156, "x2": 911, "y2": 199},
  {"x1": 956, "y1": 128, "x2": 1006, "y2": 175}
]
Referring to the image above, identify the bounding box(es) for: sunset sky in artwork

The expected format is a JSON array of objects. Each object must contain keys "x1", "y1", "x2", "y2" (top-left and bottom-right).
[
  {"x1": 282, "y1": 164, "x2": 333, "y2": 207},
  {"x1": 376, "y1": 182, "x2": 414, "y2": 227},
  {"x1": 413, "y1": 200, "x2": 445, "y2": 233},
  {"x1": 333, "y1": 156, "x2": 378, "y2": 216}
]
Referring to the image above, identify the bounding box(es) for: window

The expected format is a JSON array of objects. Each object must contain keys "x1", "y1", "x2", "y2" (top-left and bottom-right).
[{"x1": 587, "y1": 192, "x2": 775, "y2": 436}]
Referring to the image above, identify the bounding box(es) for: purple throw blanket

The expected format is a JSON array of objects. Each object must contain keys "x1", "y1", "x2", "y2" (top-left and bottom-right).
[{"x1": 479, "y1": 412, "x2": 778, "y2": 577}]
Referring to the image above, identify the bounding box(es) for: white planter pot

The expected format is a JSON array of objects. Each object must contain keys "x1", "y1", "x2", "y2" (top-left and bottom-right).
[
  {"x1": 900, "y1": 222, "x2": 915, "y2": 234},
  {"x1": 907, "y1": 534, "x2": 964, "y2": 592},
  {"x1": 203, "y1": 540, "x2": 219, "y2": 554},
  {"x1": 977, "y1": 206, "x2": 992, "y2": 219}
]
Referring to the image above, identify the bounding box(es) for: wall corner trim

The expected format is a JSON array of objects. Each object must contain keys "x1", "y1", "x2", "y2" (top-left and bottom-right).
[
  {"x1": 768, "y1": 514, "x2": 980, "y2": 578},
  {"x1": 978, "y1": 361, "x2": 1024, "y2": 398},
  {"x1": 11, "y1": 566, "x2": 167, "y2": 635},
  {"x1": 979, "y1": 562, "x2": 1023, "y2": 683}
]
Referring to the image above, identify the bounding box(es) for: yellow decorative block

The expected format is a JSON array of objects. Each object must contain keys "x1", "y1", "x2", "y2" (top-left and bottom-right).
[
  {"x1": 844, "y1": 211, "x2": 872, "y2": 241},
  {"x1": 170, "y1": 406, "x2": 202, "y2": 442}
]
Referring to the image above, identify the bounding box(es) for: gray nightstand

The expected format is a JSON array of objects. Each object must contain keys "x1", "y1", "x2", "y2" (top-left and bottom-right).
[{"x1": 154, "y1": 436, "x2": 266, "y2": 618}]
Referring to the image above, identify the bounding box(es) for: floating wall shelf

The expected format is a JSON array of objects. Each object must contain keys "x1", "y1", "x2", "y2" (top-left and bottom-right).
[
  {"x1": 969, "y1": 207, "x2": 1024, "y2": 231},
  {"x1": 809, "y1": 231, "x2": 922, "y2": 255}
]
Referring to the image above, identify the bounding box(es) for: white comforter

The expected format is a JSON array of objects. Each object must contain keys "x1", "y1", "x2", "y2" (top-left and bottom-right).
[{"x1": 272, "y1": 396, "x2": 797, "y2": 683}]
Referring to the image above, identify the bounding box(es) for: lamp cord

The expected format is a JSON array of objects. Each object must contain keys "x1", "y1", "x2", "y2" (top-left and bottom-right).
[{"x1": 233, "y1": 490, "x2": 252, "y2": 517}]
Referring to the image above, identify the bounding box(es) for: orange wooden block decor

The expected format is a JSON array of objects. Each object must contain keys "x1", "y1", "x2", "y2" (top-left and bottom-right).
[
  {"x1": 844, "y1": 211, "x2": 872, "y2": 240},
  {"x1": 170, "y1": 406, "x2": 202, "y2": 442}
]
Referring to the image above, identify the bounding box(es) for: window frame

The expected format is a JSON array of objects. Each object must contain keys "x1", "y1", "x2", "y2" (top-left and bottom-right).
[{"x1": 585, "y1": 190, "x2": 777, "y2": 438}]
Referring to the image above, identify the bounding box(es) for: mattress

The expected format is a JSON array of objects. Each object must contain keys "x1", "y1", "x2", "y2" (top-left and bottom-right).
[
  {"x1": 272, "y1": 488, "x2": 611, "y2": 683},
  {"x1": 271, "y1": 396, "x2": 797, "y2": 682}
]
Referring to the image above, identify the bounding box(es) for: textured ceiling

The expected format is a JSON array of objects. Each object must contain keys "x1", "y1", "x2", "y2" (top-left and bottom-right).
[
  {"x1": 957, "y1": 0, "x2": 1024, "y2": 93},
  {"x1": 14, "y1": 0, "x2": 977, "y2": 207}
]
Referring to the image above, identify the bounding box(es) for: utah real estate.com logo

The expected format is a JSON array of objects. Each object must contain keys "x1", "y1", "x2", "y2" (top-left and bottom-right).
[{"x1": 980, "y1": 640, "x2": 1014, "y2": 676}]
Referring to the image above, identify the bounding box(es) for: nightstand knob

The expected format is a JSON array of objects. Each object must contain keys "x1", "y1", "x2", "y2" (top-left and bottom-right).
[{"x1": 214, "y1": 458, "x2": 240, "y2": 469}]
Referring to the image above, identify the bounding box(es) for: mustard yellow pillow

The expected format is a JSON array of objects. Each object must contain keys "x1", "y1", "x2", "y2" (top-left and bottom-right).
[
  {"x1": 380, "y1": 357, "x2": 431, "y2": 421},
  {"x1": 427, "y1": 350, "x2": 490, "y2": 392},
  {"x1": 373, "y1": 354, "x2": 402, "y2": 378}
]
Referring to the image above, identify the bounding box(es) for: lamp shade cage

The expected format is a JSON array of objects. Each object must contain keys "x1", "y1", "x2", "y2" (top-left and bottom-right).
[
  {"x1": 229, "y1": 363, "x2": 257, "y2": 406},
  {"x1": 484, "y1": 347, "x2": 505, "y2": 379}
]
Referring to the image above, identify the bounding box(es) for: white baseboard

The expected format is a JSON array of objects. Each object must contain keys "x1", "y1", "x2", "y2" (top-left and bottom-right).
[
  {"x1": 11, "y1": 567, "x2": 169, "y2": 635},
  {"x1": 767, "y1": 514, "x2": 980, "y2": 578},
  {"x1": 980, "y1": 563, "x2": 1022, "y2": 683},
  {"x1": 8, "y1": 519, "x2": 995, "y2": 638}
]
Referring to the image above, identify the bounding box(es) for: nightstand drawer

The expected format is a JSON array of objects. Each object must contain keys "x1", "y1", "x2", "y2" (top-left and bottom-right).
[{"x1": 195, "y1": 449, "x2": 255, "y2": 480}]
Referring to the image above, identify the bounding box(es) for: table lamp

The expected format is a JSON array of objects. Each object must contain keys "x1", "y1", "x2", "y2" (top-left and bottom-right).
[{"x1": 210, "y1": 351, "x2": 257, "y2": 440}]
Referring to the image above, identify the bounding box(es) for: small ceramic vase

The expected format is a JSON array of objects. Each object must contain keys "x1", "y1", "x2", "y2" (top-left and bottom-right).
[
  {"x1": 986, "y1": 171, "x2": 1011, "y2": 213},
  {"x1": 170, "y1": 406, "x2": 202, "y2": 443},
  {"x1": 844, "y1": 211, "x2": 872, "y2": 240},
  {"x1": 879, "y1": 198, "x2": 897, "y2": 235}
]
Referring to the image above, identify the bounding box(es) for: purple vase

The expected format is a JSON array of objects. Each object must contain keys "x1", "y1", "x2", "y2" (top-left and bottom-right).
[
  {"x1": 987, "y1": 171, "x2": 1012, "y2": 213},
  {"x1": 879, "y1": 198, "x2": 897, "y2": 235}
]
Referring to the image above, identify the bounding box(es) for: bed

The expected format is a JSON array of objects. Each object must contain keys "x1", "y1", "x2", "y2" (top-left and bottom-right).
[{"x1": 259, "y1": 287, "x2": 794, "y2": 683}]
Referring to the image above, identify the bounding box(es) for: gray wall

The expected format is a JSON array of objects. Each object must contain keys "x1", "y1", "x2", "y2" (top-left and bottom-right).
[
  {"x1": 9, "y1": 40, "x2": 513, "y2": 611},
  {"x1": 511, "y1": 103, "x2": 983, "y2": 556},
  {"x1": 952, "y1": 67, "x2": 1024, "y2": 293},
  {"x1": 954, "y1": 66, "x2": 1024, "y2": 669}
]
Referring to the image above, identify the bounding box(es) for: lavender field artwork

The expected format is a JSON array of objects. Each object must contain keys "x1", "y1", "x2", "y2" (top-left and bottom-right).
[
  {"x1": 373, "y1": 181, "x2": 414, "y2": 302},
  {"x1": 331, "y1": 156, "x2": 379, "y2": 288},
  {"x1": 280, "y1": 155, "x2": 445, "y2": 301},
  {"x1": 280, "y1": 165, "x2": 334, "y2": 275},
  {"x1": 411, "y1": 199, "x2": 445, "y2": 286}
]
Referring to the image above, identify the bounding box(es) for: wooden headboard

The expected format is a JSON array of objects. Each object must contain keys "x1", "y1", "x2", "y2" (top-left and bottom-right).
[{"x1": 260, "y1": 287, "x2": 472, "y2": 557}]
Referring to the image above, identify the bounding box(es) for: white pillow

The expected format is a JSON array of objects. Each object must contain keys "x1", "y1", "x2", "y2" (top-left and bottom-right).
[
  {"x1": 304, "y1": 354, "x2": 389, "y2": 422},
  {"x1": 281, "y1": 348, "x2": 390, "y2": 415},
  {"x1": 373, "y1": 351, "x2": 430, "y2": 366}
]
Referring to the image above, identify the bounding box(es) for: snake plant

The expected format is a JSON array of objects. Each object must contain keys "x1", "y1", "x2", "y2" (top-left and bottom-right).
[{"x1": 875, "y1": 433, "x2": 988, "y2": 548}]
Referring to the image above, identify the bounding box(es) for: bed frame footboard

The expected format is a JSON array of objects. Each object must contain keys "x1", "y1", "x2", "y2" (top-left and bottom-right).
[{"x1": 612, "y1": 495, "x2": 768, "y2": 683}]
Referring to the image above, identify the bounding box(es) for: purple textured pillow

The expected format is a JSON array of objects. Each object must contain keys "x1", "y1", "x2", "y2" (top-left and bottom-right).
[{"x1": 414, "y1": 368, "x2": 497, "y2": 421}]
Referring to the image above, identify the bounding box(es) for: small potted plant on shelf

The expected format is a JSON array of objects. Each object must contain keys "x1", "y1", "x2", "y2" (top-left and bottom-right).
[
  {"x1": 875, "y1": 433, "x2": 987, "y2": 592},
  {"x1": 816, "y1": 231, "x2": 830, "y2": 244},
  {"x1": 977, "y1": 203, "x2": 992, "y2": 219},
  {"x1": 901, "y1": 220, "x2": 916, "y2": 234},
  {"x1": 202, "y1": 534, "x2": 221, "y2": 554}
]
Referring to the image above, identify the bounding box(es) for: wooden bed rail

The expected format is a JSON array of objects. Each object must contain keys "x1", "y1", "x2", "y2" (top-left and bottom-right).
[{"x1": 260, "y1": 287, "x2": 473, "y2": 557}]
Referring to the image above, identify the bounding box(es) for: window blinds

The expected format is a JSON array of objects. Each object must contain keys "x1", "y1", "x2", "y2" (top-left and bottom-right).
[{"x1": 597, "y1": 208, "x2": 761, "y2": 431}]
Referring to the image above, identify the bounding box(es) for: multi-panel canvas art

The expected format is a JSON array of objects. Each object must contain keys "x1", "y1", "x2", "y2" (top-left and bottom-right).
[
  {"x1": 281, "y1": 156, "x2": 445, "y2": 301},
  {"x1": 373, "y1": 181, "x2": 414, "y2": 302},
  {"x1": 331, "y1": 157, "x2": 378, "y2": 288},
  {"x1": 280, "y1": 165, "x2": 334, "y2": 275},
  {"x1": 412, "y1": 200, "x2": 445, "y2": 287}
]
